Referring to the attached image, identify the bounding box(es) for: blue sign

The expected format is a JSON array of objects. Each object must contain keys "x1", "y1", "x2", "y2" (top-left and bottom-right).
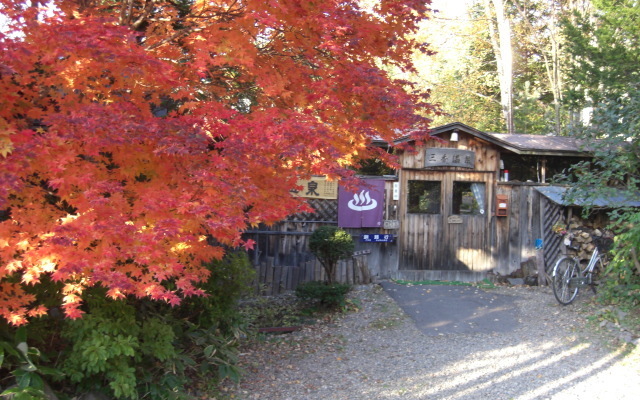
[{"x1": 361, "y1": 234, "x2": 395, "y2": 243}]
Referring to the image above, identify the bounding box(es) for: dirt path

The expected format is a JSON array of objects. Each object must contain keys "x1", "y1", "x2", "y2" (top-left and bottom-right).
[{"x1": 221, "y1": 284, "x2": 640, "y2": 400}]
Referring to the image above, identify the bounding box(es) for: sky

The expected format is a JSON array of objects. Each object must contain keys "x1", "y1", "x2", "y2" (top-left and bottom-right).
[{"x1": 431, "y1": 0, "x2": 474, "y2": 18}]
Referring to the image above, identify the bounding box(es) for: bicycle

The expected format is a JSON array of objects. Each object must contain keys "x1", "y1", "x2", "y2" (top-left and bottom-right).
[{"x1": 551, "y1": 238, "x2": 610, "y2": 305}]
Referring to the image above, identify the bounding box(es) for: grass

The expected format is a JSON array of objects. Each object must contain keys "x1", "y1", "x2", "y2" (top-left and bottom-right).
[{"x1": 392, "y1": 278, "x2": 496, "y2": 289}]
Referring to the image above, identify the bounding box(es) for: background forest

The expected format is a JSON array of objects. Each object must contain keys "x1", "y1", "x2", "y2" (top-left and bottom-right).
[
  {"x1": 415, "y1": 1, "x2": 639, "y2": 304},
  {"x1": 411, "y1": 0, "x2": 638, "y2": 136}
]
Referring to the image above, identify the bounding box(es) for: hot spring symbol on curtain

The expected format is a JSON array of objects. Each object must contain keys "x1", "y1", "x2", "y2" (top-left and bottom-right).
[
  {"x1": 338, "y1": 179, "x2": 385, "y2": 228},
  {"x1": 348, "y1": 190, "x2": 377, "y2": 211}
]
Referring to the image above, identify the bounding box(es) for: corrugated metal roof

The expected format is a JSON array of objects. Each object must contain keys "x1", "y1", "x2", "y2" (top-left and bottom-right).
[
  {"x1": 536, "y1": 186, "x2": 640, "y2": 208},
  {"x1": 487, "y1": 134, "x2": 588, "y2": 153}
]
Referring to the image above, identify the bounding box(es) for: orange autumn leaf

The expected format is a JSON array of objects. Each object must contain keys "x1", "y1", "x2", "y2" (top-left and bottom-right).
[{"x1": 0, "y1": 0, "x2": 435, "y2": 325}]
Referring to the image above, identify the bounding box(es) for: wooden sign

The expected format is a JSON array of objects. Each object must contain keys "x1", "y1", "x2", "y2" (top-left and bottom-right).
[
  {"x1": 291, "y1": 177, "x2": 338, "y2": 199},
  {"x1": 425, "y1": 148, "x2": 475, "y2": 169},
  {"x1": 383, "y1": 220, "x2": 400, "y2": 230},
  {"x1": 447, "y1": 215, "x2": 463, "y2": 224}
]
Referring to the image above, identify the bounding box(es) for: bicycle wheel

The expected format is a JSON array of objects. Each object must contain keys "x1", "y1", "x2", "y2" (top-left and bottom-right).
[{"x1": 552, "y1": 257, "x2": 580, "y2": 305}]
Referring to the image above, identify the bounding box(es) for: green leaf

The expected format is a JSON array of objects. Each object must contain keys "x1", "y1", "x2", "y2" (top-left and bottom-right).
[
  {"x1": 37, "y1": 365, "x2": 65, "y2": 378},
  {"x1": 203, "y1": 344, "x2": 216, "y2": 358},
  {"x1": 15, "y1": 326, "x2": 27, "y2": 344},
  {"x1": 16, "y1": 342, "x2": 29, "y2": 357}
]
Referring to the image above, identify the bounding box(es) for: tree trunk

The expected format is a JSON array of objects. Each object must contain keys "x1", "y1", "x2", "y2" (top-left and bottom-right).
[{"x1": 483, "y1": 0, "x2": 514, "y2": 133}]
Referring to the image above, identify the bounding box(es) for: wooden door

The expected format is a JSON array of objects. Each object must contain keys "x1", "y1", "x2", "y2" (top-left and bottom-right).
[{"x1": 399, "y1": 170, "x2": 494, "y2": 271}]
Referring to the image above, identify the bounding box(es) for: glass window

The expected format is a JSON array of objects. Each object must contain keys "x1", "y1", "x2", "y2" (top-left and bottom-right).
[
  {"x1": 408, "y1": 180, "x2": 441, "y2": 214},
  {"x1": 452, "y1": 182, "x2": 485, "y2": 215}
]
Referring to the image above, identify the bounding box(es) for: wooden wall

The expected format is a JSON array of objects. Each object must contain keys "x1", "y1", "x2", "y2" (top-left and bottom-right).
[
  {"x1": 244, "y1": 142, "x2": 567, "y2": 286},
  {"x1": 493, "y1": 183, "x2": 563, "y2": 275},
  {"x1": 400, "y1": 131, "x2": 500, "y2": 171},
  {"x1": 243, "y1": 179, "x2": 400, "y2": 291},
  {"x1": 396, "y1": 130, "x2": 500, "y2": 277},
  {"x1": 252, "y1": 252, "x2": 372, "y2": 296},
  {"x1": 398, "y1": 170, "x2": 496, "y2": 271}
]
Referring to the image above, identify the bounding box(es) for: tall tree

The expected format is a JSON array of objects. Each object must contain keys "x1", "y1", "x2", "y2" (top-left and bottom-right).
[
  {"x1": 413, "y1": 0, "x2": 588, "y2": 135},
  {"x1": 510, "y1": 0, "x2": 564, "y2": 134},
  {"x1": 0, "y1": 0, "x2": 435, "y2": 325},
  {"x1": 483, "y1": 0, "x2": 515, "y2": 133},
  {"x1": 563, "y1": 0, "x2": 639, "y2": 110},
  {"x1": 560, "y1": 0, "x2": 640, "y2": 302},
  {"x1": 404, "y1": 1, "x2": 505, "y2": 131}
]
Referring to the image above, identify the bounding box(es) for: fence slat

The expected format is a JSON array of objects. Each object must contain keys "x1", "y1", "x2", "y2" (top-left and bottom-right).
[{"x1": 251, "y1": 254, "x2": 372, "y2": 293}]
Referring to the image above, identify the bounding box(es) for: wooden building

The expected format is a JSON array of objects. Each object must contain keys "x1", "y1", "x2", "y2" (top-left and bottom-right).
[
  {"x1": 392, "y1": 122, "x2": 590, "y2": 282},
  {"x1": 245, "y1": 122, "x2": 595, "y2": 290}
]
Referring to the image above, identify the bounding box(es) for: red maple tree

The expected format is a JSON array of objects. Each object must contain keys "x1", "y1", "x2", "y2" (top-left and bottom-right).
[{"x1": 0, "y1": 0, "x2": 434, "y2": 325}]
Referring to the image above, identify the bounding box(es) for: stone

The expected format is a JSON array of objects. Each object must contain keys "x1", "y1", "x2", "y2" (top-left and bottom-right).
[
  {"x1": 520, "y1": 256, "x2": 537, "y2": 278},
  {"x1": 74, "y1": 392, "x2": 111, "y2": 400},
  {"x1": 507, "y1": 278, "x2": 524, "y2": 285}
]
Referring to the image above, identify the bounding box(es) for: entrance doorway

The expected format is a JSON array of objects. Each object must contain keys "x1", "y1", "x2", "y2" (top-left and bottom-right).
[{"x1": 399, "y1": 170, "x2": 494, "y2": 271}]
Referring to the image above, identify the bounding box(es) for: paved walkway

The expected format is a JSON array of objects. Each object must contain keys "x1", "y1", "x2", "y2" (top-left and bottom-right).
[{"x1": 380, "y1": 280, "x2": 521, "y2": 335}]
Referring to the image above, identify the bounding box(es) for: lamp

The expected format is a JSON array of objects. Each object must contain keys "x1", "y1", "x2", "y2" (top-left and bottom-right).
[{"x1": 450, "y1": 130, "x2": 459, "y2": 142}]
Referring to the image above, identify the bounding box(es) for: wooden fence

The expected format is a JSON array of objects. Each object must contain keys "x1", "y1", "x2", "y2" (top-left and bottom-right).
[
  {"x1": 246, "y1": 182, "x2": 573, "y2": 288},
  {"x1": 251, "y1": 252, "x2": 372, "y2": 295},
  {"x1": 494, "y1": 183, "x2": 565, "y2": 275}
]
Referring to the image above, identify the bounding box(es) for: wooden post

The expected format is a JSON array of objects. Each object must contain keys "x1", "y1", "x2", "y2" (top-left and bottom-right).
[
  {"x1": 265, "y1": 257, "x2": 274, "y2": 295},
  {"x1": 537, "y1": 193, "x2": 548, "y2": 286},
  {"x1": 536, "y1": 242, "x2": 548, "y2": 286}
]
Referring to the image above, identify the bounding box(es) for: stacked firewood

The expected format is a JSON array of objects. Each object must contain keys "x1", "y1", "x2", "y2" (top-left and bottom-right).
[{"x1": 563, "y1": 216, "x2": 614, "y2": 260}]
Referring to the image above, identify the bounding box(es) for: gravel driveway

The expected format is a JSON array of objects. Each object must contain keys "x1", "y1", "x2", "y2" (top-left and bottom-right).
[{"x1": 223, "y1": 283, "x2": 640, "y2": 400}]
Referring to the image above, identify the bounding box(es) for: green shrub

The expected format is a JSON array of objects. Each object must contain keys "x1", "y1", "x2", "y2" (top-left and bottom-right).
[
  {"x1": 182, "y1": 323, "x2": 243, "y2": 385},
  {"x1": 295, "y1": 281, "x2": 351, "y2": 309},
  {"x1": 0, "y1": 326, "x2": 63, "y2": 400},
  {"x1": 599, "y1": 211, "x2": 640, "y2": 306},
  {"x1": 58, "y1": 251, "x2": 254, "y2": 399},
  {"x1": 0, "y1": 251, "x2": 256, "y2": 399},
  {"x1": 173, "y1": 250, "x2": 255, "y2": 331},
  {"x1": 60, "y1": 294, "x2": 176, "y2": 399},
  {"x1": 309, "y1": 226, "x2": 354, "y2": 283}
]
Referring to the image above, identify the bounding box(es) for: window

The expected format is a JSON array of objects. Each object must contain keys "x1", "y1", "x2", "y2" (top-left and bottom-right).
[
  {"x1": 408, "y1": 180, "x2": 441, "y2": 214},
  {"x1": 452, "y1": 182, "x2": 485, "y2": 215}
]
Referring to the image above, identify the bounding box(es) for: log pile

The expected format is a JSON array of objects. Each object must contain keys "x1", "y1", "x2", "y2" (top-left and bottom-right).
[{"x1": 564, "y1": 216, "x2": 614, "y2": 260}]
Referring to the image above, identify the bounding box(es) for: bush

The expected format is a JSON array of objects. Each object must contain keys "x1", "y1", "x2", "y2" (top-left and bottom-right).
[
  {"x1": 0, "y1": 251, "x2": 256, "y2": 399},
  {"x1": 0, "y1": 326, "x2": 63, "y2": 400},
  {"x1": 309, "y1": 226, "x2": 354, "y2": 283},
  {"x1": 60, "y1": 293, "x2": 177, "y2": 399},
  {"x1": 59, "y1": 252, "x2": 254, "y2": 398},
  {"x1": 599, "y1": 211, "x2": 640, "y2": 306},
  {"x1": 295, "y1": 281, "x2": 351, "y2": 309},
  {"x1": 171, "y1": 250, "x2": 255, "y2": 331}
]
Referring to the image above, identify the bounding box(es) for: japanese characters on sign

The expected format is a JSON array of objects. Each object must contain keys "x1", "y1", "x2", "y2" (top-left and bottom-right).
[
  {"x1": 291, "y1": 177, "x2": 338, "y2": 199},
  {"x1": 360, "y1": 234, "x2": 395, "y2": 243},
  {"x1": 425, "y1": 148, "x2": 475, "y2": 169}
]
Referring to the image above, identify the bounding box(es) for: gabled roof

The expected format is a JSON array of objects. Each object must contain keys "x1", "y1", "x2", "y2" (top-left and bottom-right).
[
  {"x1": 486, "y1": 133, "x2": 589, "y2": 156},
  {"x1": 395, "y1": 122, "x2": 593, "y2": 157}
]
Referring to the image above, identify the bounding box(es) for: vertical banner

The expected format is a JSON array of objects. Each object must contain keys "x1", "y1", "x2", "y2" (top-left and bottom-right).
[{"x1": 338, "y1": 179, "x2": 385, "y2": 228}]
